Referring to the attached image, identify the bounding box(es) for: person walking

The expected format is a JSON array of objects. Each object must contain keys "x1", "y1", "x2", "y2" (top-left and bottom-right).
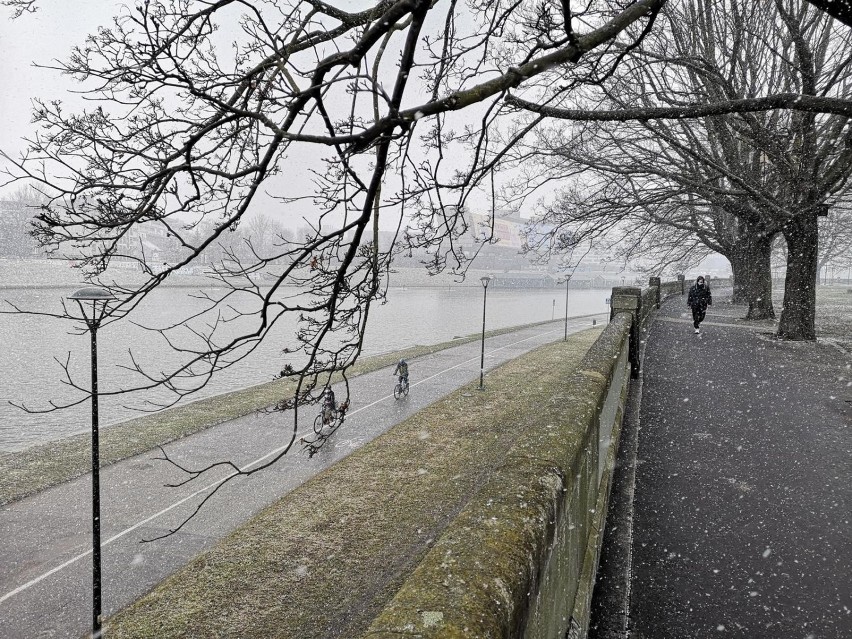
[{"x1": 687, "y1": 275, "x2": 712, "y2": 334}]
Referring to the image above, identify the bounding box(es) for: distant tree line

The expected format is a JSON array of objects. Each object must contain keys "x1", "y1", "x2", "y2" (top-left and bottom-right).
[{"x1": 0, "y1": 200, "x2": 40, "y2": 259}]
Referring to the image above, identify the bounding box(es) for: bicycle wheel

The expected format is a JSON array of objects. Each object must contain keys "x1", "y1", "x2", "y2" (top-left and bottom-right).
[
  {"x1": 402, "y1": 380, "x2": 409, "y2": 397},
  {"x1": 313, "y1": 414, "x2": 324, "y2": 435},
  {"x1": 393, "y1": 383, "x2": 403, "y2": 400}
]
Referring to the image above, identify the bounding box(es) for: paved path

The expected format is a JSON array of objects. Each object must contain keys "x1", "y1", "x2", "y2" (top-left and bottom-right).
[
  {"x1": 591, "y1": 293, "x2": 851, "y2": 638},
  {"x1": 0, "y1": 315, "x2": 604, "y2": 639}
]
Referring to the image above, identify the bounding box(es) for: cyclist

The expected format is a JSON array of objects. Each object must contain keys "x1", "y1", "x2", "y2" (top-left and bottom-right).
[
  {"x1": 321, "y1": 388, "x2": 336, "y2": 425},
  {"x1": 393, "y1": 359, "x2": 409, "y2": 388}
]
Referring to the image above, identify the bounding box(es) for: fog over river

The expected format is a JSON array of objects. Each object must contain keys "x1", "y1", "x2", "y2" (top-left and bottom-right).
[{"x1": 0, "y1": 285, "x2": 609, "y2": 452}]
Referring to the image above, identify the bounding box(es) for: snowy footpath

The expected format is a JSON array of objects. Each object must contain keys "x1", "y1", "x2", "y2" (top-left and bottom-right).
[{"x1": 592, "y1": 292, "x2": 851, "y2": 638}]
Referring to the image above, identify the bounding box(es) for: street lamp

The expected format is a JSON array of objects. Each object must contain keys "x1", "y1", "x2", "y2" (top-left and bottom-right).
[
  {"x1": 479, "y1": 275, "x2": 492, "y2": 390},
  {"x1": 69, "y1": 286, "x2": 115, "y2": 639},
  {"x1": 561, "y1": 274, "x2": 571, "y2": 341}
]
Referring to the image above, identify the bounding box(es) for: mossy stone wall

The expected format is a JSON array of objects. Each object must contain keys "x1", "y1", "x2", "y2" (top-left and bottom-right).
[{"x1": 362, "y1": 314, "x2": 632, "y2": 639}]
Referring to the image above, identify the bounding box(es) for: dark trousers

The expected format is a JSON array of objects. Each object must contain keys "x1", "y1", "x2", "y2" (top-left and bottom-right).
[{"x1": 691, "y1": 306, "x2": 706, "y2": 329}]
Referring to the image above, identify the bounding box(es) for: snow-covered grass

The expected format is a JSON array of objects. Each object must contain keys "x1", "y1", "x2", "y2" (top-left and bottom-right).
[
  {"x1": 814, "y1": 285, "x2": 852, "y2": 349},
  {"x1": 768, "y1": 284, "x2": 852, "y2": 348}
]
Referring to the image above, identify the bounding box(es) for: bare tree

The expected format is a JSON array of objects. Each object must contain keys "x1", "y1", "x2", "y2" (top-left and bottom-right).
[
  {"x1": 7, "y1": 0, "x2": 852, "y2": 535},
  {"x1": 816, "y1": 205, "x2": 852, "y2": 276},
  {"x1": 1, "y1": 0, "x2": 670, "y2": 532},
  {"x1": 509, "y1": 0, "x2": 852, "y2": 336},
  {"x1": 0, "y1": 0, "x2": 36, "y2": 19},
  {"x1": 805, "y1": 0, "x2": 852, "y2": 28},
  {"x1": 520, "y1": 176, "x2": 714, "y2": 278},
  {"x1": 772, "y1": 204, "x2": 852, "y2": 280},
  {"x1": 808, "y1": 201, "x2": 852, "y2": 271}
]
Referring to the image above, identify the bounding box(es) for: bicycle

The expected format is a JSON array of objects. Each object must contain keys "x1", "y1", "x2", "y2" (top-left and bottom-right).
[
  {"x1": 313, "y1": 398, "x2": 349, "y2": 435},
  {"x1": 393, "y1": 376, "x2": 409, "y2": 400},
  {"x1": 313, "y1": 406, "x2": 338, "y2": 435}
]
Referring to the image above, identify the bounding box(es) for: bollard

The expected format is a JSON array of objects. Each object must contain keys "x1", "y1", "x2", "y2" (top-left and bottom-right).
[
  {"x1": 649, "y1": 276, "x2": 661, "y2": 309},
  {"x1": 610, "y1": 286, "x2": 642, "y2": 378}
]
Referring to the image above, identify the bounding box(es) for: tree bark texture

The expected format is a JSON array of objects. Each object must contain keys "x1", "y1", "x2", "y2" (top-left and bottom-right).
[
  {"x1": 728, "y1": 230, "x2": 776, "y2": 320},
  {"x1": 778, "y1": 214, "x2": 819, "y2": 340}
]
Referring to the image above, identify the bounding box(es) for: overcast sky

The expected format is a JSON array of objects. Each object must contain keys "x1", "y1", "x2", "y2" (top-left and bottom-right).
[
  {"x1": 0, "y1": 2, "x2": 119, "y2": 161},
  {"x1": 0, "y1": 3, "x2": 353, "y2": 238},
  {"x1": 0, "y1": 2, "x2": 431, "y2": 230},
  {"x1": 0, "y1": 1, "x2": 515, "y2": 234}
]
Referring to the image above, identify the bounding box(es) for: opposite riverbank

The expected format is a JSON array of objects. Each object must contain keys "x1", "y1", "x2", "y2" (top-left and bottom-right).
[{"x1": 0, "y1": 258, "x2": 541, "y2": 290}]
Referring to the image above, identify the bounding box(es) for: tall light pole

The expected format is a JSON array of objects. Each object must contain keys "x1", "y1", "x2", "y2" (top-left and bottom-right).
[
  {"x1": 562, "y1": 274, "x2": 571, "y2": 341},
  {"x1": 69, "y1": 287, "x2": 115, "y2": 639},
  {"x1": 479, "y1": 275, "x2": 492, "y2": 390}
]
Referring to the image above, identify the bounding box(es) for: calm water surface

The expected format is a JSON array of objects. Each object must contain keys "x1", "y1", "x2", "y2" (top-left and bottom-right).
[{"x1": 0, "y1": 286, "x2": 608, "y2": 452}]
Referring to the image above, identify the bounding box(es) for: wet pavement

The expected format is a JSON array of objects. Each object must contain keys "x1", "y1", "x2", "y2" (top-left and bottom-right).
[{"x1": 591, "y1": 292, "x2": 852, "y2": 638}]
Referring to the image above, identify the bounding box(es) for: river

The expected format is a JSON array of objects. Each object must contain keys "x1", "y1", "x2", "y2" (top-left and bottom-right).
[{"x1": 0, "y1": 285, "x2": 609, "y2": 452}]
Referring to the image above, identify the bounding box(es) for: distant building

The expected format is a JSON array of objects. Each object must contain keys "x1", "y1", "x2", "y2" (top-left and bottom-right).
[
  {"x1": 466, "y1": 211, "x2": 527, "y2": 250},
  {"x1": 113, "y1": 222, "x2": 185, "y2": 268}
]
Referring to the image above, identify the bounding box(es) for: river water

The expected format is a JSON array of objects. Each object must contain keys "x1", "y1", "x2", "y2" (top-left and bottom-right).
[{"x1": 0, "y1": 286, "x2": 609, "y2": 453}]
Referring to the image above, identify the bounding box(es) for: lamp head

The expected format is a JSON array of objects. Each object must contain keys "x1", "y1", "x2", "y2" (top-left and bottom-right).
[
  {"x1": 480, "y1": 275, "x2": 492, "y2": 288},
  {"x1": 69, "y1": 287, "x2": 115, "y2": 324},
  {"x1": 69, "y1": 287, "x2": 115, "y2": 302}
]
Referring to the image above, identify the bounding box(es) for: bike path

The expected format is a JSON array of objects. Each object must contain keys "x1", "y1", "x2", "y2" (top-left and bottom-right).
[{"x1": 0, "y1": 316, "x2": 604, "y2": 639}]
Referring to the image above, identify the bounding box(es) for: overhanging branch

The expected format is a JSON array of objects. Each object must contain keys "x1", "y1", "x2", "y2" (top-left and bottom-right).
[{"x1": 506, "y1": 92, "x2": 852, "y2": 121}]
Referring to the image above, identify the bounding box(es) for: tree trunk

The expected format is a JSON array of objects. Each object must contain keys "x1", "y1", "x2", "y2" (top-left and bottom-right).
[
  {"x1": 777, "y1": 214, "x2": 818, "y2": 340},
  {"x1": 728, "y1": 230, "x2": 775, "y2": 319},
  {"x1": 730, "y1": 252, "x2": 749, "y2": 304}
]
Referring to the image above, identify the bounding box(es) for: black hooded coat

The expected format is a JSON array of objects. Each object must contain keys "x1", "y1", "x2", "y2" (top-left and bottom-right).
[{"x1": 687, "y1": 279, "x2": 712, "y2": 311}]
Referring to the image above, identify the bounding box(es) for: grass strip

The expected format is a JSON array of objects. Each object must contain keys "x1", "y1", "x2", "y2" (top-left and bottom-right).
[
  {"x1": 0, "y1": 316, "x2": 598, "y2": 506},
  {"x1": 814, "y1": 286, "x2": 852, "y2": 349},
  {"x1": 104, "y1": 327, "x2": 603, "y2": 639}
]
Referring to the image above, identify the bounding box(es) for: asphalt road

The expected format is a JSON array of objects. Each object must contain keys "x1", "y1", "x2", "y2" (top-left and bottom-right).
[
  {"x1": 590, "y1": 294, "x2": 851, "y2": 639},
  {"x1": 0, "y1": 315, "x2": 604, "y2": 639}
]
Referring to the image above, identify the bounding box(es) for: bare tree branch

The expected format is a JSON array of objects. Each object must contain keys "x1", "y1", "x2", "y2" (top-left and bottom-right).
[{"x1": 506, "y1": 92, "x2": 852, "y2": 120}]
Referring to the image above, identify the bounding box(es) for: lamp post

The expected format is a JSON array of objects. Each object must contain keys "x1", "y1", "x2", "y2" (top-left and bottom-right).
[
  {"x1": 479, "y1": 275, "x2": 492, "y2": 390},
  {"x1": 561, "y1": 274, "x2": 571, "y2": 341},
  {"x1": 69, "y1": 286, "x2": 115, "y2": 639}
]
